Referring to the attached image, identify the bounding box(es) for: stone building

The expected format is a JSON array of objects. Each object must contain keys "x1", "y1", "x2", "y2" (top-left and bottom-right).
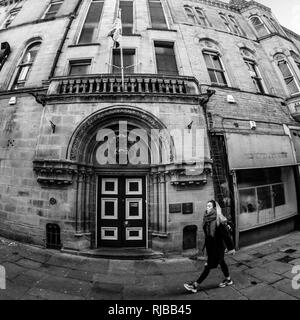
[{"x1": 0, "y1": 0, "x2": 299, "y2": 255}]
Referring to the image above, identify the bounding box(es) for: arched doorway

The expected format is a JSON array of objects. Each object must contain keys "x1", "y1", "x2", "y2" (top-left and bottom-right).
[{"x1": 67, "y1": 105, "x2": 170, "y2": 249}]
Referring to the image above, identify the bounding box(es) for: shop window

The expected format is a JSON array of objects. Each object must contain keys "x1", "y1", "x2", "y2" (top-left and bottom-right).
[
  {"x1": 11, "y1": 41, "x2": 41, "y2": 89},
  {"x1": 237, "y1": 168, "x2": 290, "y2": 231},
  {"x1": 78, "y1": 0, "x2": 104, "y2": 44},
  {"x1": 43, "y1": 1, "x2": 63, "y2": 20},
  {"x1": 112, "y1": 48, "x2": 135, "y2": 74},
  {"x1": 244, "y1": 59, "x2": 265, "y2": 94},
  {"x1": 183, "y1": 225, "x2": 197, "y2": 250},
  {"x1": 154, "y1": 42, "x2": 178, "y2": 75},
  {"x1": 69, "y1": 59, "x2": 91, "y2": 75},
  {"x1": 184, "y1": 6, "x2": 197, "y2": 24},
  {"x1": 148, "y1": 0, "x2": 167, "y2": 29},
  {"x1": 249, "y1": 16, "x2": 270, "y2": 38},
  {"x1": 119, "y1": 0, "x2": 133, "y2": 35},
  {"x1": 203, "y1": 51, "x2": 227, "y2": 86},
  {"x1": 275, "y1": 53, "x2": 300, "y2": 95}
]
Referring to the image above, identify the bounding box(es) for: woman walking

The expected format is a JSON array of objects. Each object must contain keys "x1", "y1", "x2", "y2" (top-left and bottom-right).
[{"x1": 184, "y1": 200, "x2": 235, "y2": 293}]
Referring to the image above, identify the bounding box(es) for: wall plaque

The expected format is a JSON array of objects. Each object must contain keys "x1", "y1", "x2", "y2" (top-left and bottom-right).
[
  {"x1": 182, "y1": 203, "x2": 193, "y2": 214},
  {"x1": 169, "y1": 203, "x2": 182, "y2": 213}
]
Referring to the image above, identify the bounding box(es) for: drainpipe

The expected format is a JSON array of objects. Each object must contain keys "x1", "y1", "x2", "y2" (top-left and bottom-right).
[{"x1": 49, "y1": 0, "x2": 83, "y2": 79}]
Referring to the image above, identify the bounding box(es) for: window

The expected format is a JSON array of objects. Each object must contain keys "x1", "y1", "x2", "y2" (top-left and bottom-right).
[
  {"x1": 219, "y1": 13, "x2": 231, "y2": 32},
  {"x1": 228, "y1": 15, "x2": 245, "y2": 36},
  {"x1": 2, "y1": 8, "x2": 20, "y2": 29},
  {"x1": 112, "y1": 49, "x2": 135, "y2": 74},
  {"x1": 154, "y1": 42, "x2": 178, "y2": 75},
  {"x1": 78, "y1": 0, "x2": 104, "y2": 44},
  {"x1": 265, "y1": 16, "x2": 281, "y2": 34},
  {"x1": 12, "y1": 42, "x2": 41, "y2": 89},
  {"x1": 148, "y1": 0, "x2": 167, "y2": 29},
  {"x1": 203, "y1": 51, "x2": 227, "y2": 85},
  {"x1": 250, "y1": 16, "x2": 269, "y2": 37},
  {"x1": 119, "y1": 0, "x2": 133, "y2": 35},
  {"x1": 69, "y1": 59, "x2": 91, "y2": 75},
  {"x1": 184, "y1": 6, "x2": 196, "y2": 24},
  {"x1": 0, "y1": 42, "x2": 11, "y2": 71},
  {"x1": 275, "y1": 54, "x2": 300, "y2": 95},
  {"x1": 244, "y1": 60, "x2": 265, "y2": 94},
  {"x1": 43, "y1": 1, "x2": 63, "y2": 20},
  {"x1": 291, "y1": 51, "x2": 300, "y2": 73},
  {"x1": 195, "y1": 7, "x2": 209, "y2": 27}
]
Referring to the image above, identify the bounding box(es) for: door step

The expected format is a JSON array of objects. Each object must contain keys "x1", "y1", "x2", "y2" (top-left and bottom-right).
[{"x1": 61, "y1": 247, "x2": 164, "y2": 260}]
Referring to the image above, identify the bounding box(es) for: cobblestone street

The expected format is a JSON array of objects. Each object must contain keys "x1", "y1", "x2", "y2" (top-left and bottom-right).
[{"x1": 0, "y1": 231, "x2": 300, "y2": 300}]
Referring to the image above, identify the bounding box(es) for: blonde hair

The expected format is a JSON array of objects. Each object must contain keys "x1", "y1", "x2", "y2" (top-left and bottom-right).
[{"x1": 216, "y1": 201, "x2": 227, "y2": 226}]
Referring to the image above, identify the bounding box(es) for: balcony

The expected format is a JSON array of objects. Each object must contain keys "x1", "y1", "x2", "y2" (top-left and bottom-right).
[
  {"x1": 47, "y1": 74, "x2": 201, "y2": 103},
  {"x1": 286, "y1": 94, "x2": 300, "y2": 122}
]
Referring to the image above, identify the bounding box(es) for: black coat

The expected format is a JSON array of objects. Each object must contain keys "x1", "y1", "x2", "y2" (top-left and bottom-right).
[{"x1": 203, "y1": 221, "x2": 234, "y2": 269}]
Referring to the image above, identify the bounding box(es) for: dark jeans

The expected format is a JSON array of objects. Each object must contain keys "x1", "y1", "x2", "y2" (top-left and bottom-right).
[{"x1": 196, "y1": 259, "x2": 229, "y2": 284}]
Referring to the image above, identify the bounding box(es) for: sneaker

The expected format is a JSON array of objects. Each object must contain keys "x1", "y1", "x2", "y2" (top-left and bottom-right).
[
  {"x1": 184, "y1": 281, "x2": 199, "y2": 293},
  {"x1": 219, "y1": 278, "x2": 233, "y2": 288}
]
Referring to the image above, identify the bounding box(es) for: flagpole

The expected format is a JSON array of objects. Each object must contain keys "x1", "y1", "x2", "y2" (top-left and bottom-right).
[{"x1": 119, "y1": 9, "x2": 124, "y2": 91}]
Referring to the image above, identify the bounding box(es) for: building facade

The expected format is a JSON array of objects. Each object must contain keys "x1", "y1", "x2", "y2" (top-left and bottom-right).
[{"x1": 0, "y1": 0, "x2": 299, "y2": 255}]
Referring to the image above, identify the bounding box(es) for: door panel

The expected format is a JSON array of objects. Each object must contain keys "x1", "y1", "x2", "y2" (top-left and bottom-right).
[{"x1": 98, "y1": 176, "x2": 146, "y2": 247}]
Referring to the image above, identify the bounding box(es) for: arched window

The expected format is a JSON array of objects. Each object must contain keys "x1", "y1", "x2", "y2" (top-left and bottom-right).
[
  {"x1": 241, "y1": 48, "x2": 265, "y2": 94},
  {"x1": 11, "y1": 41, "x2": 41, "y2": 90},
  {"x1": 195, "y1": 7, "x2": 209, "y2": 26},
  {"x1": 291, "y1": 51, "x2": 300, "y2": 73},
  {"x1": 203, "y1": 51, "x2": 227, "y2": 86},
  {"x1": 274, "y1": 53, "x2": 300, "y2": 95},
  {"x1": 219, "y1": 13, "x2": 231, "y2": 32},
  {"x1": 184, "y1": 6, "x2": 196, "y2": 24},
  {"x1": 249, "y1": 16, "x2": 269, "y2": 37},
  {"x1": 267, "y1": 16, "x2": 282, "y2": 34},
  {"x1": 228, "y1": 15, "x2": 245, "y2": 36}
]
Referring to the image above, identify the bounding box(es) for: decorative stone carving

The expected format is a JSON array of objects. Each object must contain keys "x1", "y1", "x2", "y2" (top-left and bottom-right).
[{"x1": 33, "y1": 159, "x2": 94, "y2": 187}]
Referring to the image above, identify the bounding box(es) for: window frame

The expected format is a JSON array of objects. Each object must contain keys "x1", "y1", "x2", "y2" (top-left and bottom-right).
[
  {"x1": 219, "y1": 13, "x2": 231, "y2": 33},
  {"x1": 42, "y1": 1, "x2": 63, "y2": 20},
  {"x1": 148, "y1": 0, "x2": 168, "y2": 30},
  {"x1": 276, "y1": 56, "x2": 300, "y2": 95},
  {"x1": 154, "y1": 41, "x2": 179, "y2": 76},
  {"x1": 184, "y1": 5, "x2": 197, "y2": 25},
  {"x1": 195, "y1": 7, "x2": 209, "y2": 27},
  {"x1": 203, "y1": 50, "x2": 228, "y2": 86},
  {"x1": 228, "y1": 15, "x2": 245, "y2": 36},
  {"x1": 77, "y1": 0, "x2": 104, "y2": 44},
  {"x1": 244, "y1": 58, "x2": 265, "y2": 94},
  {"x1": 1, "y1": 7, "x2": 20, "y2": 29},
  {"x1": 119, "y1": 0, "x2": 135, "y2": 35},
  {"x1": 111, "y1": 48, "x2": 136, "y2": 74},
  {"x1": 68, "y1": 59, "x2": 92, "y2": 76},
  {"x1": 249, "y1": 15, "x2": 270, "y2": 38},
  {"x1": 10, "y1": 41, "x2": 41, "y2": 90}
]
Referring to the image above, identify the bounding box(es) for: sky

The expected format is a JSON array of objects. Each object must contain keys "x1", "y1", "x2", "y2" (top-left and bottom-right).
[{"x1": 257, "y1": 0, "x2": 300, "y2": 34}]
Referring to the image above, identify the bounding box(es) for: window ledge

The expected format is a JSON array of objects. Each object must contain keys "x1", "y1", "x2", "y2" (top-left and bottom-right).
[
  {"x1": 68, "y1": 43, "x2": 101, "y2": 48},
  {"x1": 147, "y1": 28, "x2": 177, "y2": 32},
  {"x1": 122, "y1": 33, "x2": 142, "y2": 37}
]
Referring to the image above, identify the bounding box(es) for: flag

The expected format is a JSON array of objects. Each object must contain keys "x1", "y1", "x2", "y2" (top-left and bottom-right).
[{"x1": 108, "y1": 14, "x2": 122, "y2": 48}]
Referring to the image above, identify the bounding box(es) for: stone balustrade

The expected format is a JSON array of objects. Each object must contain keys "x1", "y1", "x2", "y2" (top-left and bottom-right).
[{"x1": 47, "y1": 74, "x2": 200, "y2": 97}]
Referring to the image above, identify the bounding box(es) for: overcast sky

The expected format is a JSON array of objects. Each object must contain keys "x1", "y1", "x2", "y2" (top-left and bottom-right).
[{"x1": 257, "y1": 0, "x2": 300, "y2": 34}]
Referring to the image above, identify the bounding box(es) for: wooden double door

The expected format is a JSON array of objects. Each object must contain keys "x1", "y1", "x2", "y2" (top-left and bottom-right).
[{"x1": 97, "y1": 176, "x2": 146, "y2": 247}]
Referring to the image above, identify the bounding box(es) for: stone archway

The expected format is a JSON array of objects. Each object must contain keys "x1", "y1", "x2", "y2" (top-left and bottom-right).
[{"x1": 66, "y1": 105, "x2": 173, "y2": 249}]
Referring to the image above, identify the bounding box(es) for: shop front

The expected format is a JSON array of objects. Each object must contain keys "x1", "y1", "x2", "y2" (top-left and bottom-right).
[{"x1": 226, "y1": 133, "x2": 299, "y2": 247}]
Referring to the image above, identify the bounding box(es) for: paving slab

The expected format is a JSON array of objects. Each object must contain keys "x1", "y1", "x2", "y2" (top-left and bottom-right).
[
  {"x1": 15, "y1": 258, "x2": 43, "y2": 269},
  {"x1": 87, "y1": 282, "x2": 124, "y2": 300},
  {"x1": 272, "y1": 278, "x2": 300, "y2": 299},
  {"x1": 240, "y1": 283, "x2": 296, "y2": 300},
  {"x1": 262, "y1": 261, "x2": 294, "y2": 275},
  {"x1": 12, "y1": 269, "x2": 49, "y2": 287},
  {"x1": 26, "y1": 287, "x2": 84, "y2": 300},
  {"x1": 244, "y1": 267, "x2": 284, "y2": 284},
  {"x1": 1, "y1": 262, "x2": 26, "y2": 280},
  {"x1": 205, "y1": 286, "x2": 248, "y2": 300}
]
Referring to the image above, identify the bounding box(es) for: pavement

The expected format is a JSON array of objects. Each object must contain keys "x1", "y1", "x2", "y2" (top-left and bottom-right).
[{"x1": 0, "y1": 232, "x2": 300, "y2": 300}]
